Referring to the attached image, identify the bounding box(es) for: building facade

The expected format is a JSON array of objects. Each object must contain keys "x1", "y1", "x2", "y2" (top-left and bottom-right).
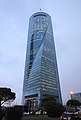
[
  {"x1": 22, "y1": 12, "x2": 62, "y2": 110},
  {"x1": 71, "y1": 92, "x2": 81, "y2": 103}
]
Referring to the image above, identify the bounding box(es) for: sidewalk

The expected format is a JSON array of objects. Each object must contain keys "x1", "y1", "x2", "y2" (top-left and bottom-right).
[{"x1": 22, "y1": 115, "x2": 60, "y2": 120}]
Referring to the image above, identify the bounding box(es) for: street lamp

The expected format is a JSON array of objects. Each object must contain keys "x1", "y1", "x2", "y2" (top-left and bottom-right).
[{"x1": 70, "y1": 91, "x2": 74, "y2": 99}]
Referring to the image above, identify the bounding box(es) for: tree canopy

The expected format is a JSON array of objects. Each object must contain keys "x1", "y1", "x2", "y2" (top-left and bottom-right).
[
  {"x1": 67, "y1": 99, "x2": 81, "y2": 107},
  {"x1": 0, "y1": 87, "x2": 16, "y2": 107},
  {"x1": 41, "y1": 96, "x2": 65, "y2": 117},
  {"x1": 67, "y1": 99, "x2": 81, "y2": 112},
  {"x1": 41, "y1": 96, "x2": 56, "y2": 107}
]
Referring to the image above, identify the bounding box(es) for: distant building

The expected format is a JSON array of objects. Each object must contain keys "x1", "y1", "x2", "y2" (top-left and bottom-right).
[
  {"x1": 71, "y1": 92, "x2": 81, "y2": 102},
  {"x1": 22, "y1": 12, "x2": 62, "y2": 110}
]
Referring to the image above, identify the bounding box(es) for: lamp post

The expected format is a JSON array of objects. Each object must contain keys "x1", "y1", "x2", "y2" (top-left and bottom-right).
[
  {"x1": 70, "y1": 91, "x2": 74, "y2": 99},
  {"x1": 0, "y1": 95, "x2": 2, "y2": 109}
]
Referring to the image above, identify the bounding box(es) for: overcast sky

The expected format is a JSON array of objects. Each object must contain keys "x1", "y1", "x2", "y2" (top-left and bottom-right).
[{"x1": 0, "y1": 0, "x2": 81, "y2": 104}]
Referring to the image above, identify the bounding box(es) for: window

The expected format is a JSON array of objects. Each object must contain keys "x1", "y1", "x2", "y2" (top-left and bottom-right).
[{"x1": 34, "y1": 14, "x2": 46, "y2": 17}]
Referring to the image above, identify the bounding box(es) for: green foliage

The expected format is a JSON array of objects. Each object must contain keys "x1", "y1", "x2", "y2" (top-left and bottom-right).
[
  {"x1": 45, "y1": 101, "x2": 65, "y2": 117},
  {"x1": 41, "y1": 96, "x2": 65, "y2": 117},
  {"x1": 6, "y1": 106, "x2": 23, "y2": 120},
  {"x1": 67, "y1": 99, "x2": 81, "y2": 107},
  {"x1": 0, "y1": 87, "x2": 16, "y2": 107},
  {"x1": 24, "y1": 105, "x2": 28, "y2": 113},
  {"x1": 0, "y1": 109, "x2": 5, "y2": 120},
  {"x1": 41, "y1": 96, "x2": 55, "y2": 108}
]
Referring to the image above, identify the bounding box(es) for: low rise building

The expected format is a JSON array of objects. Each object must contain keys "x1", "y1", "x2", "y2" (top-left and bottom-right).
[{"x1": 71, "y1": 92, "x2": 81, "y2": 103}]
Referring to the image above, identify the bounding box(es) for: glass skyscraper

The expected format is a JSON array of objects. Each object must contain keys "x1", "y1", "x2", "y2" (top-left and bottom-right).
[{"x1": 22, "y1": 12, "x2": 62, "y2": 110}]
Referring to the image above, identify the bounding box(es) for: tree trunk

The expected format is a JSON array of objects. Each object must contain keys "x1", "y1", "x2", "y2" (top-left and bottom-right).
[{"x1": 0, "y1": 99, "x2": 1, "y2": 109}]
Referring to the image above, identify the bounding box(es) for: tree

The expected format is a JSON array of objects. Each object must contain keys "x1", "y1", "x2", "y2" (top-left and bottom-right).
[
  {"x1": 41, "y1": 96, "x2": 65, "y2": 117},
  {"x1": 67, "y1": 99, "x2": 81, "y2": 107},
  {"x1": 67, "y1": 99, "x2": 81, "y2": 112},
  {"x1": 0, "y1": 87, "x2": 16, "y2": 108},
  {"x1": 41, "y1": 96, "x2": 56, "y2": 112},
  {"x1": 41, "y1": 96, "x2": 56, "y2": 107}
]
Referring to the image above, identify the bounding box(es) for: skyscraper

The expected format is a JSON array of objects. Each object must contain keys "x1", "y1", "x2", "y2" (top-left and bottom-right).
[{"x1": 22, "y1": 12, "x2": 62, "y2": 110}]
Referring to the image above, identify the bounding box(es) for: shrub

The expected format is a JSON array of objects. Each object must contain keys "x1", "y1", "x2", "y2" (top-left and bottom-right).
[
  {"x1": 0, "y1": 109, "x2": 4, "y2": 120},
  {"x1": 6, "y1": 106, "x2": 23, "y2": 120}
]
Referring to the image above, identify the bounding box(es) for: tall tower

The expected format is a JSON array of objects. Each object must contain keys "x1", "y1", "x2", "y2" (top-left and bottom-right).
[{"x1": 22, "y1": 12, "x2": 62, "y2": 109}]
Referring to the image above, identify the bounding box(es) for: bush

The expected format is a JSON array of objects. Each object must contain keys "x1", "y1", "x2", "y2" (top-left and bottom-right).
[
  {"x1": 0, "y1": 107, "x2": 6, "y2": 120},
  {"x1": 6, "y1": 106, "x2": 23, "y2": 120},
  {"x1": 0, "y1": 109, "x2": 4, "y2": 120}
]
